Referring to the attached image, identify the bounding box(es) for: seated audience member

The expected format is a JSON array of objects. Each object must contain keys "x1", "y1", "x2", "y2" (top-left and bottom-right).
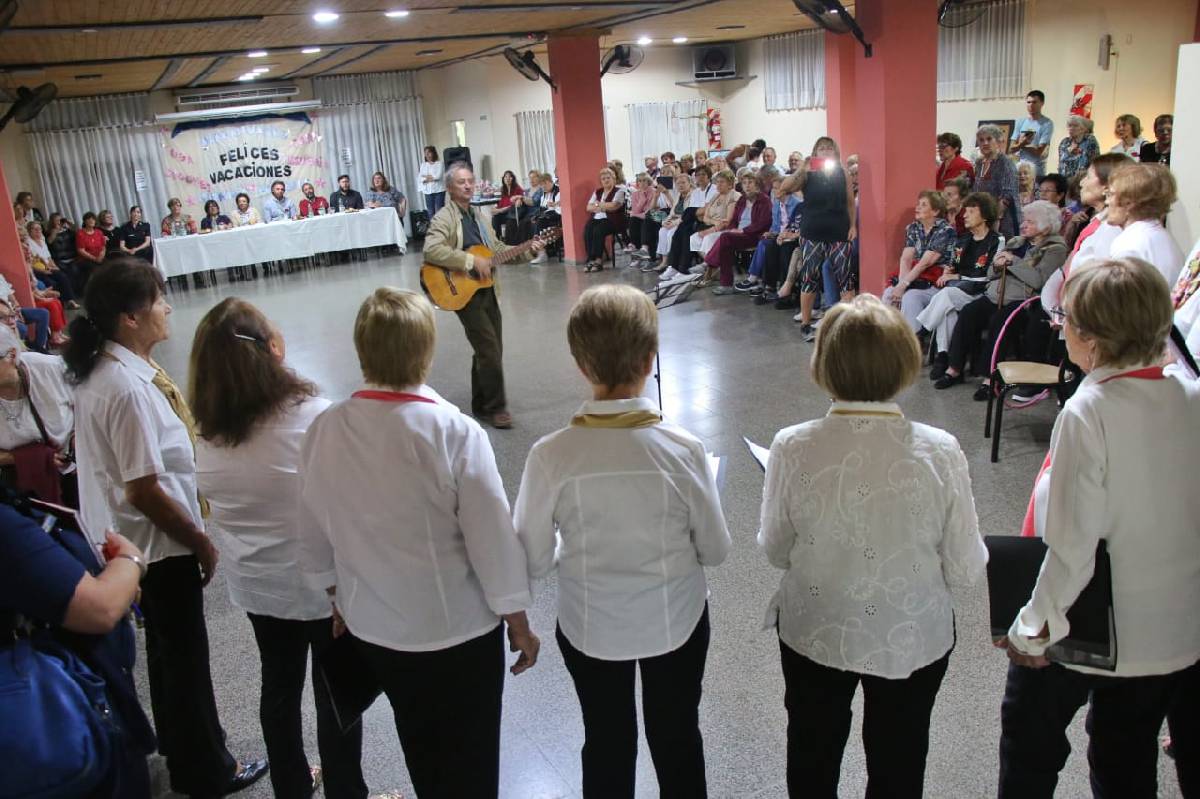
[
  {"x1": 0, "y1": 324, "x2": 74, "y2": 502},
  {"x1": 936, "y1": 132, "x2": 975, "y2": 189},
  {"x1": 943, "y1": 177, "x2": 969, "y2": 234},
  {"x1": 329, "y1": 174, "x2": 365, "y2": 212},
  {"x1": 1111, "y1": 114, "x2": 1145, "y2": 160},
  {"x1": 996, "y1": 258, "x2": 1200, "y2": 799},
  {"x1": 679, "y1": 153, "x2": 695, "y2": 175},
  {"x1": 262, "y1": 181, "x2": 298, "y2": 223},
  {"x1": 1036, "y1": 172, "x2": 1072, "y2": 230},
  {"x1": 527, "y1": 173, "x2": 562, "y2": 263},
  {"x1": 634, "y1": 169, "x2": 675, "y2": 262},
  {"x1": 96, "y1": 209, "x2": 119, "y2": 254},
  {"x1": 46, "y1": 213, "x2": 76, "y2": 273},
  {"x1": 160, "y1": 198, "x2": 197, "y2": 237},
  {"x1": 1172, "y1": 237, "x2": 1200, "y2": 360},
  {"x1": 1138, "y1": 113, "x2": 1172, "y2": 166},
  {"x1": 973, "y1": 124, "x2": 1021, "y2": 238},
  {"x1": 786, "y1": 151, "x2": 803, "y2": 175},
  {"x1": 881, "y1": 190, "x2": 958, "y2": 331},
  {"x1": 935, "y1": 200, "x2": 1069, "y2": 398},
  {"x1": 660, "y1": 165, "x2": 715, "y2": 279},
  {"x1": 762, "y1": 147, "x2": 778, "y2": 169},
  {"x1": 14, "y1": 191, "x2": 43, "y2": 224},
  {"x1": 191, "y1": 298, "x2": 367, "y2": 799},
  {"x1": 25, "y1": 263, "x2": 69, "y2": 348},
  {"x1": 514, "y1": 283, "x2": 731, "y2": 799},
  {"x1": 74, "y1": 211, "x2": 108, "y2": 286},
  {"x1": 25, "y1": 221, "x2": 77, "y2": 308},
  {"x1": 753, "y1": 183, "x2": 805, "y2": 304},
  {"x1": 760, "y1": 294, "x2": 986, "y2": 799},
  {"x1": 582, "y1": 167, "x2": 628, "y2": 272},
  {"x1": 734, "y1": 170, "x2": 798, "y2": 292},
  {"x1": 1057, "y1": 115, "x2": 1101, "y2": 180},
  {"x1": 643, "y1": 155, "x2": 660, "y2": 179},
  {"x1": 685, "y1": 168, "x2": 738, "y2": 267},
  {"x1": 365, "y1": 171, "x2": 407, "y2": 218},
  {"x1": 297, "y1": 184, "x2": 329, "y2": 218},
  {"x1": 231, "y1": 192, "x2": 263, "y2": 226},
  {"x1": 607, "y1": 159, "x2": 627, "y2": 186},
  {"x1": 0, "y1": 291, "x2": 50, "y2": 353},
  {"x1": 693, "y1": 149, "x2": 708, "y2": 169},
  {"x1": 120, "y1": 206, "x2": 155, "y2": 262},
  {"x1": 297, "y1": 288, "x2": 539, "y2": 797},
  {"x1": 660, "y1": 151, "x2": 677, "y2": 169},
  {"x1": 627, "y1": 173, "x2": 655, "y2": 256},
  {"x1": 199, "y1": 200, "x2": 233, "y2": 232},
  {"x1": 647, "y1": 172, "x2": 693, "y2": 273},
  {"x1": 490, "y1": 171, "x2": 524, "y2": 243},
  {"x1": 1106, "y1": 163, "x2": 1183, "y2": 285},
  {"x1": 920, "y1": 193, "x2": 1003, "y2": 378},
  {"x1": 1017, "y1": 162, "x2": 1037, "y2": 208},
  {"x1": 709, "y1": 168, "x2": 773, "y2": 295}
]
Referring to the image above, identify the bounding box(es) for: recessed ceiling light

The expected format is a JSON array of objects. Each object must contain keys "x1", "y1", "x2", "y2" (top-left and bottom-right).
[
  {"x1": 252, "y1": 67, "x2": 270, "y2": 73},
  {"x1": 637, "y1": 36, "x2": 652, "y2": 45},
  {"x1": 248, "y1": 50, "x2": 268, "y2": 57},
  {"x1": 301, "y1": 46, "x2": 322, "y2": 54},
  {"x1": 80, "y1": 28, "x2": 97, "y2": 34},
  {"x1": 238, "y1": 73, "x2": 257, "y2": 81},
  {"x1": 672, "y1": 36, "x2": 688, "y2": 44},
  {"x1": 416, "y1": 48, "x2": 443, "y2": 55},
  {"x1": 312, "y1": 11, "x2": 340, "y2": 23},
  {"x1": 384, "y1": 9, "x2": 410, "y2": 17}
]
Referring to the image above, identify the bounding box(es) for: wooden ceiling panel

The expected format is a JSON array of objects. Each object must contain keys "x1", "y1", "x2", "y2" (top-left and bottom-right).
[{"x1": 321, "y1": 38, "x2": 516, "y2": 77}]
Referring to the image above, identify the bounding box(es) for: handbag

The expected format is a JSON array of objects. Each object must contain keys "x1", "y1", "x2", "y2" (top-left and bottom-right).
[
  {"x1": 945, "y1": 277, "x2": 988, "y2": 295},
  {"x1": 8, "y1": 364, "x2": 65, "y2": 505},
  {"x1": 647, "y1": 208, "x2": 670, "y2": 224}
]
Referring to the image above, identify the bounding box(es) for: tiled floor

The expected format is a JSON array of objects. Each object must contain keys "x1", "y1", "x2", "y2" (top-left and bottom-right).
[{"x1": 144, "y1": 249, "x2": 1183, "y2": 798}]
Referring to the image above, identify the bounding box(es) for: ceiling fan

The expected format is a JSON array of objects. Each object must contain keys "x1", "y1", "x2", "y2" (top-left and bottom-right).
[
  {"x1": 600, "y1": 44, "x2": 645, "y2": 77},
  {"x1": 0, "y1": 83, "x2": 58, "y2": 131},
  {"x1": 792, "y1": 0, "x2": 871, "y2": 57},
  {"x1": 938, "y1": 0, "x2": 988, "y2": 28},
  {"x1": 502, "y1": 47, "x2": 556, "y2": 90}
]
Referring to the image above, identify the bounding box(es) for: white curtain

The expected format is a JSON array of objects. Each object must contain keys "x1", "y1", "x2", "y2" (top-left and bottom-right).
[
  {"x1": 938, "y1": 0, "x2": 1028, "y2": 101},
  {"x1": 25, "y1": 93, "x2": 170, "y2": 224},
  {"x1": 515, "y1": 109, "x2": 556, "y2": 178},
  {"x1": 312, "y1": 71, "x2": 426, "y2": 231},
  {"x1": 764, "y1": 30, "x2": 826, "y2": 112},
  {"x1": 627, "y1": 100, "x2": 705, "y2": 169}
]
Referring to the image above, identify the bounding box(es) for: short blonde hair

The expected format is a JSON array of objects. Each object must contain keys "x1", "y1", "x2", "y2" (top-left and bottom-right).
[
  {"x1": 713, "y1": 168, "x2": 736, "y2": 186},
  {"x1": 568, "y1": 284, "x2": 657, "y2": 390},
  {"x1": 811, "y1": 294, "x2": 921, "y2": 402},
  {"x1": 1108, "y1": 163, "x2": 1177, "y2": 221},
  {"x1": 354, "y1": 288, "x2": 436, "y2": 388},
  {"x1": 1063, "y1": 258, "x2": 1172, "y2": 369}
]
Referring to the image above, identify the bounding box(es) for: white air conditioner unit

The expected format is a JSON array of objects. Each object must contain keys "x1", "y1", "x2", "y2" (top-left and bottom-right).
[
  {"x1": 173, "y1": 82, "x2": 299, "y2": 111},
  {"x1": 692, "y1": 44, "x2": 737, "y2": 81}
]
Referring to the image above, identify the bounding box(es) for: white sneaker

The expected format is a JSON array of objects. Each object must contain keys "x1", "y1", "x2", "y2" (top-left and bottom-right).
[
  {"x1": 659, "y1": 267, "x2": 681, "y2": 281},
  {"x1": 529, "y1": 252, "x2": 547, "y2": 264},
  {"x1": 687, "y1": 264, "x2": 706, "y2": 275}
]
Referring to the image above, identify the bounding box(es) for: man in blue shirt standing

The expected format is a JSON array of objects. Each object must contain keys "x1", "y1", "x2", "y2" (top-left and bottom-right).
[
  {"x1": 261, "y1": 180, "x2": 298, "y2": 223},
  {"x1": 1010, "y1": 90, "x2": 1054, "y2": 178}
]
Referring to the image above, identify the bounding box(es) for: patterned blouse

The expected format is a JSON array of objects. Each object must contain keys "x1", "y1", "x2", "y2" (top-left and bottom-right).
[
  {"x1": 972, "y1": 155, "x2": 1021, "y2": 238},
  {"x1": 1057, "y1": 134, "x2": 1101, "y2": 180},
  {"x1": 903, "y1": 218, "x2": 957, "y2": 268}
]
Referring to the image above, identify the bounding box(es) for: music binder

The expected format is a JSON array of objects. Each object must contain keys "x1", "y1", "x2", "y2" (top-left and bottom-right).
[
  {"x1": 985, "y1": 536, "x2": 1116, "y2": 671},
  {"x1": 314, "y1": 632, "x2": 383, "y2": 733}
]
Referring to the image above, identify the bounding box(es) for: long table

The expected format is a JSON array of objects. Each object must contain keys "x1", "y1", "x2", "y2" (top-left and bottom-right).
[{"x1": 152, "y1": 207, "x2": 407, "y2": 278}]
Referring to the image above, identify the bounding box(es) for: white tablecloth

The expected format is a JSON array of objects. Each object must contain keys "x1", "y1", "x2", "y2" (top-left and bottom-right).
[{"x1": 151, "y1": 207, "x2": 407, "y2": 277}]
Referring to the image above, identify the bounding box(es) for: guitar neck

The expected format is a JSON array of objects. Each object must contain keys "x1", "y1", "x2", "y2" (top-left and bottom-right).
[{"x1": 492, "y1": 238, "x2": 538, "y2": 265}]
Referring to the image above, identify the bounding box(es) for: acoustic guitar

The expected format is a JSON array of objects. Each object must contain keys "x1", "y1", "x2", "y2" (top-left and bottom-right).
[{"x1": 420, "y1": 227, "x2": 562, "y2": 311}]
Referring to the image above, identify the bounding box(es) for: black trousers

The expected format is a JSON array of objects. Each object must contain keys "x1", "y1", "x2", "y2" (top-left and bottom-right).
[
  {"x1": 454, "y1": 287, "x2": 506, "y2": 416},
  {"x1": 557, "y1": 606, "x2": 710, "y2": 799},
  {"x1": 1168, "y1": 661, "x2": 1200, "y2": 796},
  {"x1": 490, "y1": 211, "x2": 508, "y2": 242},
  {"x1": 583, "y1": 217, "x2": 615, "y2": 261},
  {"x1": 998, "y1": 660, "x2": 1198, "y2": 799},
  {"x1": 357, "y1": 625, "x2": 505, "y2": 798},
  {"x1": 36, "y1": 269, "x2": 75, "y2": 303},
  {"x1": 667, "y1": 210, "x2": 700, "y2": 270},
  {"x1": 763, "y1": 239, "x2": 798, "y2": 289},
  {"x1": 779, "y1": 640, "x2": 950, "y2": 799},
  {"x1": 246, "y1": 614, "x2": 367, "y2": 799},
  {"x1": 139, "y1": 555, "x2": 237, "y2": 795},
  {"x1": 947, "y1": 297, "x2": 1025, "y2": 377},
  {"x1": 1021, "y1": 304, "x2": 1058, "y2": 364}
]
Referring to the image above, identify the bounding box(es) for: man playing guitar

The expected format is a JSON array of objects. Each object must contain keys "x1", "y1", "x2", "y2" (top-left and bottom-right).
[{"x1": 423, "y1": 162, "x2": 544, "y2": 429}]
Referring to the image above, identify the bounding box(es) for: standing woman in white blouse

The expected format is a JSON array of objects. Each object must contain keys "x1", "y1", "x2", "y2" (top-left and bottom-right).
[
  {"x1": 190, "y1": 298, "x2": 366, "y2": 799},
  {"x1": 759, "y1": 295, "x2": 986, "y2": 799},
  {"x1": 419, "y1": 145, "x2": 446, "y2": 217},
  {"x1": 996, "y1": 258, "x2": 1200, "y2": 798},
  {"x1": 298, "y1": 288, "x2": 539, "y2": 798},
  {"x1": 515, "y1": 285, "x2": 731, "y2": 798}
]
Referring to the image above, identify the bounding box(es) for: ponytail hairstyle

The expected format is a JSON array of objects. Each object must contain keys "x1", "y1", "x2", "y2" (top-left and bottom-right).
[
  {"x1": 63, "y1": 256, "x2": 164, "y2": 384},
  {"x1": 189, "y1": 297, "x2": 317, "y2": 446}
]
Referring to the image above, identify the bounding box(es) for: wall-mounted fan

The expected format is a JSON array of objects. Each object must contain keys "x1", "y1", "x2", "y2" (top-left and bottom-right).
[
  {"x1": 503, "y1": 47, "x2": 555, "y2": 90},
  {"x1": 792, "y1": 0, "x2": 871, "y2": 57},
  {"x1": 0, "y1": 83, "x2": 57, "y2": 131},
  {"x1": 938, "y1": 0, "x2": 988, "y2": 28},
  {"x1": 600, "y1": 44, "x2": 644, "y2": 77}
]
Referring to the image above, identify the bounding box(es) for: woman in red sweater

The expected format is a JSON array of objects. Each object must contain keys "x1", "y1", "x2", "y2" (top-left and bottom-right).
[
  {"x1": 491, "y1": 170, "x2": 525, "y2": 244},
  {"x1": 707, "y1": 169, "x2": 774, "y2": 293},
  {"x1": 74, "y1": 211, "x2": 108, "y2": 290}
]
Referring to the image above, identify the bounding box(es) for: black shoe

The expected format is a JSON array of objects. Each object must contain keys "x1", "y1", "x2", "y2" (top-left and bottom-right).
[
  {"x1": 748, "y1": 283, "x2": 764, "y2": 295},
  {"x1": 774, "y1": 295, "x2": 797, "y2": 310},
  {"x1": 973, "y1": 383, "x2": 993, "y2": 401},
  {"x1": 934, "y1": 373, "x2": 964, "y2": 390},
  {"x1": 930, "y1": 353, "x2": 949, "y2": 381},
  {"x1": 756, "y1": 289, "x2": 779, "y2": 305},
  {"x1": 191, "y1": 759, "x2": 269, "y2": 798},
  {"x1": 799, "y1": 323, "x2": 816, "y2": 343}
]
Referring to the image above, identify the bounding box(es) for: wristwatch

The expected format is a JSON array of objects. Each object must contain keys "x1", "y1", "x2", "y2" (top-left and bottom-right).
[{"x1": 114, "y1": 553, "x2": 148, "y2": 580}]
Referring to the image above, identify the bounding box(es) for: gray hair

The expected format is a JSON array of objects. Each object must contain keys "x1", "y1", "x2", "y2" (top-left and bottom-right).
[
  {"x1": 1022, "y1": 200, "x2": 1063, "y2": 236},
  {"x1": 0, "y1": 324, "x2": 22, "y2": 358},
  {"x1": 758, "y1": 165, "x2": 782, "y2": 183},
  {"x1": 976, "y1": 124, "x2": 1004, "y2": 142},
  {"x1": 1068, "y1": 114, "x2": 1094, "y2": 134},
  {"x1": 444, "y1": 161, "x2": 473, "y2": 189}
]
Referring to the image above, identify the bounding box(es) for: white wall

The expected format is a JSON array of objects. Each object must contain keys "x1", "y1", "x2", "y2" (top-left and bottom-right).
[
  {"x1": 0, "y1": 123, "x2": 36, "y2": 200},
  {"x1": 1169, "y1": 42, "x2": 1198, "y2": 253}
]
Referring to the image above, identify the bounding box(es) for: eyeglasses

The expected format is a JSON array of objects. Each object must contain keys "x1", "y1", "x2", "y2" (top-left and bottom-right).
[{"x1": 1048, "y1": 306, "x2": 1069, "y2": 325}]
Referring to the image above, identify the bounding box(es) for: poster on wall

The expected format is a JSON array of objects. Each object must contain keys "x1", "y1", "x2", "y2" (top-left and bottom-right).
[
  {"x1": 1070, "y1": 84, "x2": 1094, "y2": 119},
  {"x1": 159, "y1": 112, "x2": 329, "y2": 220}
]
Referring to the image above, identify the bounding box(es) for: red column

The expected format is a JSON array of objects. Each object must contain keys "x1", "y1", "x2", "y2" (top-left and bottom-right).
[
  {"x1": 847, "y1": 0, "x2": 940, "y2": 295},
  {"x1": 547, "y1": 33, "x2": 607, "y2": 264},
  {"x1": 0, "y1": 162, "x2": 32, "y2": 306},
  {"x1": 824, "y1": 31, "x2": 859, "y2": 157}
]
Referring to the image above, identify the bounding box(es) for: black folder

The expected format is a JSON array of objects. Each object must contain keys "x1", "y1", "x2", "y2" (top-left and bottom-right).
[
  {"x1": 985, "y1": 536, "x2": 1116, "y2": 671},
  {"x1": 314, "y1": 632, "x2": 383, "y2": 733}
]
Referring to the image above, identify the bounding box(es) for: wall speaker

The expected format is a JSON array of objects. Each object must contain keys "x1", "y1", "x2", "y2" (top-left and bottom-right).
[
  {"x1": 443, "y1": 146, "x2": 472, "y2": 169},
  {"x1": 1098, "y1": 34, "x2": 1112, "y2": 70}
]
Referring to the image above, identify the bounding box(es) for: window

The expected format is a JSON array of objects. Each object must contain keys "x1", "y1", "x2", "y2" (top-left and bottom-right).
[
  {"x1": 451, "y1": 120, "x2": 467, "y2": 147},
  {"x1": 763, "y1": 30, "x2": 826, "y2": 112},
  {"x1": 937, "y1": 0, "x2": 1028, "y2": 101}
]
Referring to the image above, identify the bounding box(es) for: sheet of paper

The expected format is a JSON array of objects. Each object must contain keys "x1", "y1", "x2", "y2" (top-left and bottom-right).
[{"x1": 743, "y1": 437, "x2": 770, "y2": 472}]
